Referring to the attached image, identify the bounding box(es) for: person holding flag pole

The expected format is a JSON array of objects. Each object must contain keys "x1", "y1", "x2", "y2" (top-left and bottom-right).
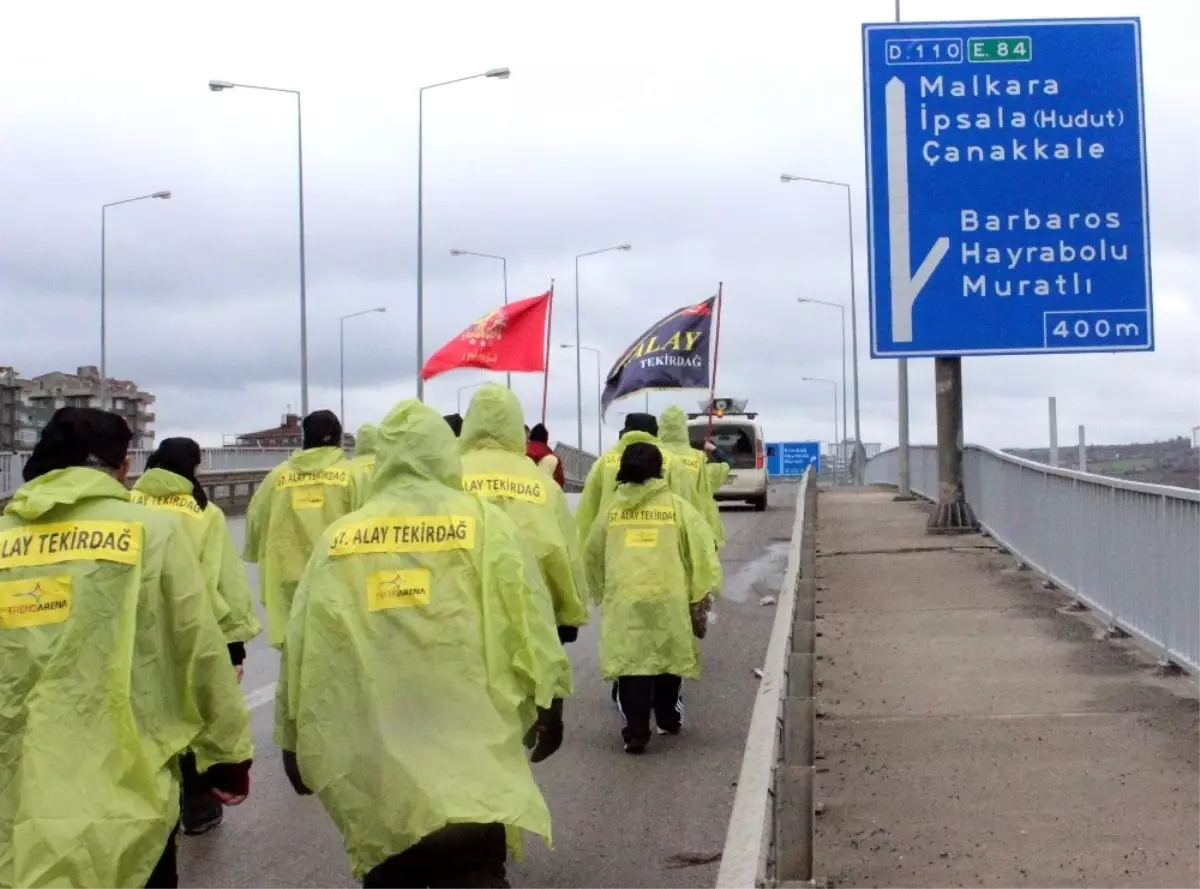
[
  {"x1": 575, "y1": 290, "x2": 723, "y2": 544},
  {"x1": 652, "y1": 283, "x2": 728, "y2": 550}
]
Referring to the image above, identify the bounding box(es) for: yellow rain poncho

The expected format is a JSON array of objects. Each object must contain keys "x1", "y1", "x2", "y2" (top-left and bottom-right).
[
  {"x1": 350, "y1": 423, "x2": 379, "y2": 504},
  {"x1": 277, "y1": 400, "x2": 571, "y2": 879},
  {"x1": 0, "y1": 467, "x2": 253, "y2": 888},
  {"x1": 244, "y1": 446, "x2": 360, "y2": 647},
  {"x1": 707, "y1": 461, "x2": 732, "y2": 492},
  {"x1": 585, "y1": 476, "x2": 722, "y2": 680},
  {"x1": 460, "y1": 385, "x2": 589, "y2": 629},
  {"x1": 659, "y1": 406, "x2": 726, "y2": 548},
  {"x1": 575, "y1": 431, "x2": 693, "y2": 542},
  {"x1": 132, "y1": 468, "x2": 261, "y2": 643}
]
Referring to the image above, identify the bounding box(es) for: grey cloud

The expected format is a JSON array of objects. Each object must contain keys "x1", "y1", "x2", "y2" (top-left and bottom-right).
[{"x1": 2, "y1": 0, "x2": 1196, "y2": 458}]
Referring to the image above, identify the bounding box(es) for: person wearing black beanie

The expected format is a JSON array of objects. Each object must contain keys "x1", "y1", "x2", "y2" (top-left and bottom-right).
[
  {"x1": 132, "y1": 436, "x2": 264, "y2": 836},
  {"x1": 0, "y1": 408, "x2": 253, "y2": 886},
  {"x1": 21, "y1": 406, "x2": 133, "y2": 483},
  {"x1": 243, "y1": 409, "x2": 361, "y2": 648},
  {"x1": 620, "y1": 412, "x2": 659, "y2": 438},
  {"x1": 303, "y1": 410, "x2": 343, "y2": 449},
  {"x1": 143, "y1": 437, "x2": 209, "y2": 508},
  {"x1": 585, "y1": 439, "x2": 723, "y2": 754},
  {"x1": 615, "y1": 440, "x2": 664, "y2": 485},
  {"x1": 526, "y1": 423, "x2": 565, "y2": 489},
  {"x1": 576, "y1": 409, "x2": 680, "y2": 544}
]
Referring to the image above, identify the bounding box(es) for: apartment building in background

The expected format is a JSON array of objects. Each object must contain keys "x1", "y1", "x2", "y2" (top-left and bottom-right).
[
  {"x1": 0, "y1": 368, "x2": 25, "y2": 451},
  {"x1": 234, "y1": 412, "x2": 355, "y2": 449},
  {"x1": 0, "y1": 365, "x2": 156, "y2": 451}
]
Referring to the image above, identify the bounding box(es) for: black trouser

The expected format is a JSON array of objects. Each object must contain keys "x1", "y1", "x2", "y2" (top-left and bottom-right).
[
  {"x1": 179, "y1": 750, "x2": 204, "y2": 799},
  {"x1": 178, "y1": 644, "x2": 242, "y2": 827},
  {"x1": 144, "y1": 824, "x2": 180, "y2": 888},
  {"x1": 615, "y1": 674, "x2": 683, "y2": 744},
  {"x1": 179, "y1": 750, "x2": 222, "y2": 822},
  {"x1": 362, "y1": 823, "x2": 508, "y2": 888}
]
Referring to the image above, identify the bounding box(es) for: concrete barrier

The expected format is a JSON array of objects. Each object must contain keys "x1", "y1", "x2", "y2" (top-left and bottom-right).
[{"x1": 717, "y1": 467, "x2": 816, "y2": 888}]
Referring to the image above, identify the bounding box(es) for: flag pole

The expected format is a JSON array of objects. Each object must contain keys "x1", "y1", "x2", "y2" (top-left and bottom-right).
[
  {"x1": 541, "y1": 280, "x2": 555, "y2": 424},
  {"x1": 705, "y1": 282, "x2": 724, "y2": 443}
]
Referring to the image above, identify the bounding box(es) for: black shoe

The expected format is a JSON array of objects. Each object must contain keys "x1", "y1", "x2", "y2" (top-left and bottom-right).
[
  {"x1": 182, "y1": 799, "x2": 224, "y2": 836},
  {"x1": 622, "y1": 729, "x2": 650, "y2": 754}
]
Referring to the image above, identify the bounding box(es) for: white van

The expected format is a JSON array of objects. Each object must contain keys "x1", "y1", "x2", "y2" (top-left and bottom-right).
[{"x1": 687, "y1": 398, "x2": 768, "y2": 512}]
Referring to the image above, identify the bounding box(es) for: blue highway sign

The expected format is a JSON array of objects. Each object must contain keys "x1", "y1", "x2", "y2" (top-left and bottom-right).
[
  {"x1": 766, "y1": 442, "x2": 821, "y2": 477},
  {"x1": 862, "y1": 18, "x2": 1152, "y2": 357}
]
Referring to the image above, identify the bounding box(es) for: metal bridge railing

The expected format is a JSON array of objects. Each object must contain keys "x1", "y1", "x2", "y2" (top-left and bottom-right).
[
  {"x1": 551, "y1": 442, "x2": 597, "y2": 493},
  {"x1": 1, "y1": 447, "x2": 295, "y2": 493},
  {"x1": 2, "y1": 445, "x2": 598, "y2": 502},
  {"x1": 718, "y1": 467, "x2": 816, "y2": 887},
  {"x1": 866, "y1": 444, "x2": 1200, "y2": 674}
]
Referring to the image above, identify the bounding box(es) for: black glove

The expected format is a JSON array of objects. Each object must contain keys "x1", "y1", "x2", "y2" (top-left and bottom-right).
[
  {"x1": 281, "y1": 750, "x2": 312, "y2": 796},
  {"x1": 202, "y1": 759, "x2": 252, "y2": 798},
  {"x1": 227, "y1": 642, "x2": 247, "y2": 667},
  {"x1": 523, "y1": 698, "x2": 564, "y2": 763},
  {"x1": 557, "y1": 625, "x2": 579, "y2": 644}
]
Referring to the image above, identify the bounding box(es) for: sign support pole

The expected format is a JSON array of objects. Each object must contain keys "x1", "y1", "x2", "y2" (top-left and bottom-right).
[
  {"x1": 928, "y1": 356, "x2": 977, "y2": 532},
  {"x1": 894, "y1": 0, "x2": 913, "y2": 502}
]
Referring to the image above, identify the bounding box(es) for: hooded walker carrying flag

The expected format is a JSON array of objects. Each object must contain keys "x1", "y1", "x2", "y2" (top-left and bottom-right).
[
  {"x1": 601, "y1": 294, "x2": 719, "y2": 416},
  {"x1": 421, "y1": 290, "x2": 552, "y2": 381}
]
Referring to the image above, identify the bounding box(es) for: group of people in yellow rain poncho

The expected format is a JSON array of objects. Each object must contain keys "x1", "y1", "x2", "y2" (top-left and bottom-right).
[{"x1": 0, "y1": 387, "x2": 730, "y2": 889}]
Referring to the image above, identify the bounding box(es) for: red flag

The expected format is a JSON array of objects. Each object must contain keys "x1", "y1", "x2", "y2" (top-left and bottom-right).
[{"x1": 421, "y1": 291, "x2": 551, "y2": 381}]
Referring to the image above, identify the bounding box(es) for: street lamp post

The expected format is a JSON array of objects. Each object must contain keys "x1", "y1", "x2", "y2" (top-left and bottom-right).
[
  {"x1": 100, "y1": 190, "x2": 171, "y2": 411},
  {"x1": 797, "y1": 297, "x2": 848, "y2": 482},
  {"x1": 561, "y1": 344, "x2": 603, "y2": 455},
  {"x1": 801, "y1": 376, "x2": 840, "y2": 483},
  {"x1": 416, "y1": 67, "x2": 511, "y2": 403},
  {"x1": 451, "y1": 249, "x2": 509, "y2": 388},
  {"x1": 210, "y1": 78, "x2": 310, "y2": 415},
  {"x1": 781, "y1": 173, "x2": 864, "y2": 484},
  {"x1": 574, "y1": 244, "x2": 631, "y2": 448},
  {"x1": 457, "y1": 382, "x2": 487, "y2": 414},
  {"x1": 340, "y1": 307, "x2": 387, "y2": 426}
]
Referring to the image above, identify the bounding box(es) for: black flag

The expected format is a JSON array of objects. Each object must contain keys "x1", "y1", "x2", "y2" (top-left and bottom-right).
[{"x1": 601, "y1": 296, "x2": 717, "y2": 417}]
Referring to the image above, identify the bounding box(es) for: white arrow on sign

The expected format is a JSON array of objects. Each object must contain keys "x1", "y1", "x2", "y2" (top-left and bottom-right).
[{"x1": 886, "y1": 76, "x2": 949, "y2": 344}]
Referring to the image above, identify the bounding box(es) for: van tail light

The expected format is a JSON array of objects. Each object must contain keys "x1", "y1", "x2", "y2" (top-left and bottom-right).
[{"x1": 756, "y1": 440, "x2": 765, "y2": 470}]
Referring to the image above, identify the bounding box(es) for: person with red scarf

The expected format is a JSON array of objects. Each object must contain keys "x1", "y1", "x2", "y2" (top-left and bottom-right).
[{"x1": 526, "y1": 423, "x2": 565, "y2": 489}]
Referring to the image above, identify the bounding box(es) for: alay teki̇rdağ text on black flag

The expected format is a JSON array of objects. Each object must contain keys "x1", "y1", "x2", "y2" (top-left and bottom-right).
[{"x1": 600, "y1": 296, "x2": 717, "y2": 416}]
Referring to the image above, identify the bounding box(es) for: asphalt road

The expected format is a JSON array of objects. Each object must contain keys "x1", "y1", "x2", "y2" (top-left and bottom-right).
[{"x1": 179, "y1": 486, "x2": 797, "y2": 888}]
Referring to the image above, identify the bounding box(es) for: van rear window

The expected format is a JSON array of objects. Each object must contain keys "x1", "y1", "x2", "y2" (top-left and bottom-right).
[{"x1": 688, "y1": 424, "x2": 758, "y2": 469}]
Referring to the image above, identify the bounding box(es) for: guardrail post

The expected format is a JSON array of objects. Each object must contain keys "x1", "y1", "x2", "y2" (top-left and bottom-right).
[
  {"x1": 775, "y1": 765, "x2": 814, "y2": 883},
  {"x1": 796, "y1": 577, "x2": 816, "y2": 623},
  {"x1": 788, "y1": 653, "x2": 814, "y2": 698},
  {"x1": 792, "y1": 619, "x2": 815, "y2": 655}
]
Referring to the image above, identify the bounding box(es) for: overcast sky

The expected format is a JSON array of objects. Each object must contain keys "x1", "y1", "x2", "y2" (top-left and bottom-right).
[{"x1": 2, "y1": 0, "x2": 1196, "y2": 454}]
